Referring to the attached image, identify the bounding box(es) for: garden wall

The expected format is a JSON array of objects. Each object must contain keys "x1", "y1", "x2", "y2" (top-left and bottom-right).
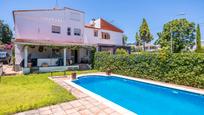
[{"x1": 94, "y1": 52, "x2": 204, "y2": 88}]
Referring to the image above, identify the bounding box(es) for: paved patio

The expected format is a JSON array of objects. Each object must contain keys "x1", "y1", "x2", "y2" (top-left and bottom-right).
[
  {"x1": 15, "y1": 76, "x2": 122, "y2": 115},
  {"x1": 2, "y1": 65, "x2": 22, "y2": 76}
]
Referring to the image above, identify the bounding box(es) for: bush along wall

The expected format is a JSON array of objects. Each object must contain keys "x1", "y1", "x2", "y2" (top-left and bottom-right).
[{"x1": 94, "y1": 52, "x2": 204, "y2": 88}]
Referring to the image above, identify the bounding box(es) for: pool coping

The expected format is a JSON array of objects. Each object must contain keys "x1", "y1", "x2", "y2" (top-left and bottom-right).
[
  {"x1": 65, "y1": 77, "x2": 136, "y2": 115},
  {"x1": 76, "y1": 73, "x2": 204, "y2": 95},
  {"x1": 65, "y1": 72, "x2": 204, "y2": 115}
]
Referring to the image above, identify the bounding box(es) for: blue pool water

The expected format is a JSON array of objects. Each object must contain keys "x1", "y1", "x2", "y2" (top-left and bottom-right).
[{"x1": 73, "y1": 75, "x2": 204, "y2": 115}]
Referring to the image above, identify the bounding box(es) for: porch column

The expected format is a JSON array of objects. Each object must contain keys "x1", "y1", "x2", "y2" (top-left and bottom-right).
[
  {"x1": 63, "y1": 48, "x2": 66, "y2": 66},
  {"x1": 24, "y1": 46, "x2": 28, "y2": 68}
]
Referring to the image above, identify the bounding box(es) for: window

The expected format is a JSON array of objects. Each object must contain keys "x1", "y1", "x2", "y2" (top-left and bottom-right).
[
  {"x1": 67, "y1": 27, "x2": 71, "y2": 36},
  {"x1": 52, "y1": 25, "x2": 60, "y2": 34},
  {"x1": 74, "y1": 28, "x2": 81, "y2": 36},
  {"x1": 94, "y1": 30, "x2": 98, "y2": 37},
  {"x1": 102, "y1": 32, "x2": 110, "y2": 39}
]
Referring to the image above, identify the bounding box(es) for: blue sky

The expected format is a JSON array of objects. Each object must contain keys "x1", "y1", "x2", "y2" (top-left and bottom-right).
[{"x1": 0, "y1": 0, "x2": 204, "y2": 43}]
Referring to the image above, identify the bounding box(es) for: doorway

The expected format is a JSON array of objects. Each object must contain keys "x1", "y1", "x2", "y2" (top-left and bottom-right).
[{"x1": 71, "y1": 50, "x2": 78, "y2": 64}]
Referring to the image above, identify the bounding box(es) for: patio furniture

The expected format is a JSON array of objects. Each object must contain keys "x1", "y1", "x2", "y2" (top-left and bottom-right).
[{"x1": 37, "y1": 58, "x2": 59, "y2": 67}]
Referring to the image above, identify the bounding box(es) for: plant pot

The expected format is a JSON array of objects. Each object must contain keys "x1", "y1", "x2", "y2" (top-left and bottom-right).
[
  {"x1": 71, "y1": 72, "x2": 77, "y2": 80},
  {"x1": 28, "y1": 63, "x2": 32, "y2": 68},
  {"x1": 106, "y1": 70, "x2": 111, "y2": 75}
]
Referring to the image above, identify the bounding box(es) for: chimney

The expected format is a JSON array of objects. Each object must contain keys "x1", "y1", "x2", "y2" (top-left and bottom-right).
[{"x1": 90, "y1": 18, "x2": 96, "y2": 26}]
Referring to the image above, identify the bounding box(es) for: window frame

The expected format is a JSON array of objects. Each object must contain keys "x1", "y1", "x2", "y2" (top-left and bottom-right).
[
  {"x1": 102, "y1": 32, "x2": 110, "y2": 39},
  {"x1": 74, "y1": 28, "x2": 81, "y2": 36},
  {"x1": 67, "y1": 27, "x2": 71, "y2": 36},
  {"x1": 94, "y1": 30, "x2": 98, "y2": 37},
  {"x1": 52, "y1": 25, "x2": 61, "y2": 34}
]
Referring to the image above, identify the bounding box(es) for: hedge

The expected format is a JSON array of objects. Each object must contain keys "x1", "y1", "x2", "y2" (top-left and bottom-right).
[{"x1": 94, "y1": 52, "x2": 204, "y2": 88}]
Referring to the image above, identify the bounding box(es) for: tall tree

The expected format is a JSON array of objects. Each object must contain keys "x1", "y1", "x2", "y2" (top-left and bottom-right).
[
  {"x1": 0, "y1": 20, "x2": 13, "y2": 44},
  {"x1": 135, "y1": 32, "x2": 142, "y2": 46},
  {"x1": 196, "y1": 24, "x2": 201, "y2": 51},
  {"x1": 156, "y1": 19, "x2": 196, "y2": 53},
  {"x1": 139, "y1": 18, "x2": 153, "y2": 51}
]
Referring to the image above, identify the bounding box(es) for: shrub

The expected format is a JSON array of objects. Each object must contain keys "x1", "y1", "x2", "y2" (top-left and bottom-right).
[
  {"x1": 115, "y1": 48, "x2": 128, "y2": 55},
  {"x1": 94, "y1": 52, "x2": 204, "y2": 88}
]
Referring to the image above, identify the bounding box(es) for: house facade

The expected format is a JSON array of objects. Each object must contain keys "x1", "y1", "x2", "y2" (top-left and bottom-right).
[{"x1": 13, "y1": 7, "x2": 130, "y2": 74}]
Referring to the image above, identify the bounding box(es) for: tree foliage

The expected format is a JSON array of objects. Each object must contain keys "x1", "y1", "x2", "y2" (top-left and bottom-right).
[
  {"x1": 156, "y1": 19, "x2": 196, "y2": 53},
  {"x1": 138, "y1": 18, "x2": 153, "y2": 51},
  {"x1": 0, "y1": 20, "x2": 13, "y2": 44},
  {"x1": 135, "y1": 32, "x2": 142, "y2": 46},
  {"x1": 196, "y1": 24, "x2": 202, "y2": 52},
  {"x1": 122, "y1": 35, "x2": 128, "y2": 45}
]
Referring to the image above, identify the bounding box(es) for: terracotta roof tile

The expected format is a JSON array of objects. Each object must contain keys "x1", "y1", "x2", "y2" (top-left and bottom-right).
[
  {"x1": 85, "y1": 18, "x2": 124, "y2": 33},
  {"x1": 100, "y1": 18, "x2": 123, "y2": 33}
]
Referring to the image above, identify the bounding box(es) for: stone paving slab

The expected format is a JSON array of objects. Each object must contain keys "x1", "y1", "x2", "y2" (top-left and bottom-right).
[
  {"x1": 2, "y1": 65, "x2": 22, "y2": 76},
  {"x1": 15, "y1": 77, "x2": 122, "y2": 115}
]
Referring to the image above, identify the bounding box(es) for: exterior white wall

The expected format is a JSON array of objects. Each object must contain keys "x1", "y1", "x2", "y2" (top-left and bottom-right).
[
  {"x1": 15, "y1": 44, "x2": 24, "y2": 65},
  {"x1": 84, "y1": 28, "x2": 123, "y2": 45},
  {"x1": 14, "y1": 8, "x2": 124, "y2": 70},
  {"x1": 14, "y1": 8, "x2": 85, "y2": 44}
]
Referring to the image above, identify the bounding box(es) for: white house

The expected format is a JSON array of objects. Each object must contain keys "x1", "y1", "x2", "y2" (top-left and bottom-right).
[{"x1": 13, "y1": 7, "x2": 129, "y2": 74}]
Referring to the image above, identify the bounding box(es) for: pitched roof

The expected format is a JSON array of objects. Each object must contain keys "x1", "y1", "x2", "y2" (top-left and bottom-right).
[
  {"x1": 85, "y1": 18, "x2": 124, "y2": 33},
  {"x1": 100, "y1": 18, "x2": 123, "y2": 33}
]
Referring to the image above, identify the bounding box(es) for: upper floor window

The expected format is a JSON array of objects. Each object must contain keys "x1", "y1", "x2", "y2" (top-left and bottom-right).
[
  {"x1": 67, "y1": 27, "x2": 71, "y2": 36},
  {"x1": 74, "y1": 28, "x2": 81, "y2": 36},
  {"x1": 52, "y1": 25, "x2": 61, "y2": 34},
  {"x1": 94, "y1": 30, "x2": 98, "y2": 37},
  {"x1": 102, "y1": 32, "x2": 110, "y2": 39}
]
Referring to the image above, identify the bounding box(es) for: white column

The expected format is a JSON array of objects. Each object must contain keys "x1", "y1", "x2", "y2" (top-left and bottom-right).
[
  {"x1": 63, "y1": 48, "x2": 66, "y2": 66},
  {"x1": 96, "y1": 46, "x2": 99, "y2": 52},
  {"x1": 24, "y1": 46, "x2": 28, "y2": 68}
]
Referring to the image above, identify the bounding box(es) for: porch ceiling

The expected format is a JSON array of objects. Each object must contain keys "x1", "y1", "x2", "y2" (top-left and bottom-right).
[{"x1": 15, "y1": 39, "x2": 94, "y2": 47}]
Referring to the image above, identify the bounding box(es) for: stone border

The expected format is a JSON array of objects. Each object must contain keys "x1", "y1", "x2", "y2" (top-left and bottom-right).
[{"x1": 66, "y1": 80, "x2": 136, "y2": 115}]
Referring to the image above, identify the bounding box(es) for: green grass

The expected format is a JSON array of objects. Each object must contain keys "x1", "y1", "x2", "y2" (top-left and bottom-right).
[{"x1": 0, "y1": 70, "x2": 98, "y2": 115}]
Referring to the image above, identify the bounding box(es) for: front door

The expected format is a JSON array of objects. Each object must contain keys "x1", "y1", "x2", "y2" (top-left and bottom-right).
[{"x1": 71, "y1": 50, "x2": 78, "y2": 64}]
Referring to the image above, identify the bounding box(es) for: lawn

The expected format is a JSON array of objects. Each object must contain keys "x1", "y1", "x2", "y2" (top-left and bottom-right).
[{"x1": 0, "y1": 70, "x2": 98, "y2": 115}]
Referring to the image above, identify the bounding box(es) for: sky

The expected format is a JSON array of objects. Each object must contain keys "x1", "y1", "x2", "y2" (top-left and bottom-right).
[{"x1": 0, "y1": 0, "x2": 204, "y2": 43}]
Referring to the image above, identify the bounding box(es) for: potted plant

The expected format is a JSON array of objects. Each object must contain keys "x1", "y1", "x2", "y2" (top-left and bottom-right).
[
  {"x1": 71, "y1": 72, "x2": 77, "y2": 80},
  {"x1": 28, "y1": 62, "x2": 32, "y2": 68},
  {"x1": 27, "y1": 54, "x2": 32, "y2": 68},
  {"x1": 106, "y1": 68, "x2": 112, "y2": 75}
]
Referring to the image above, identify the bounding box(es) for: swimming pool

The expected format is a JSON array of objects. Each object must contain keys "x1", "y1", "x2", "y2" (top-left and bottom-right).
[{"x1": 73, "y1": 75, "x2": 204, "y2": 115}]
